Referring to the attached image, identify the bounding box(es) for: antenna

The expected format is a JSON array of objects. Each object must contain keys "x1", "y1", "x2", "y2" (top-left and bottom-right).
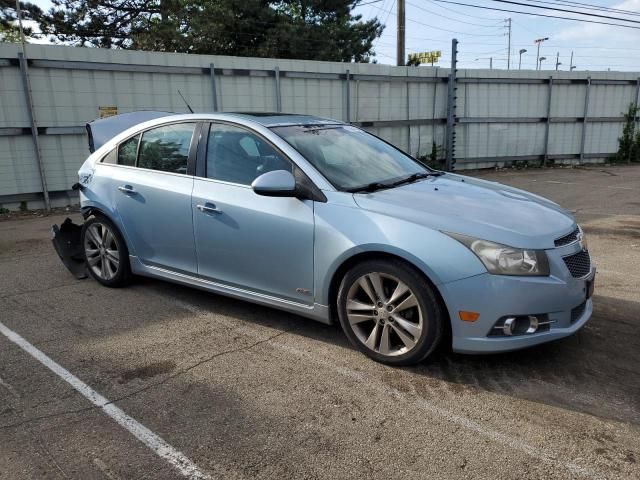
[{"x1": 177, "y1": 90, "x2": 194, "y2": 113}]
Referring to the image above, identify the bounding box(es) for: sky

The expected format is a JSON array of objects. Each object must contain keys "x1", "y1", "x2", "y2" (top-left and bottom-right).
[
  {"x1": 355, "y1": 0, "x2": 640, "y2": 71},
  {"x1": 23, "y1": 0, "x2": 640, "y2": 72}
]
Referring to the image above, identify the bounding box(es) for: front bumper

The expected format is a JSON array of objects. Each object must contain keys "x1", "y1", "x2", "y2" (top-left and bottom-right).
[
  {"x1": 51, "y1": 218, "x2": 87, "y2": 279},
  {"x1": 440, "y1": 243, "x2": 595, "y2": 354}
]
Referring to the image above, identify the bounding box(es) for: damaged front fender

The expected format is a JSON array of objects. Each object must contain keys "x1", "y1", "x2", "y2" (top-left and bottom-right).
[{"x1": 51, "y1": 218, "x2": 88, "y2": 280}]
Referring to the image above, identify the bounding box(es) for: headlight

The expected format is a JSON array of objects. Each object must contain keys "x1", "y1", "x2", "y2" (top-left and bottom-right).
[{"x1": 446, "y1": 232, "x2": 550, "y2": 276}]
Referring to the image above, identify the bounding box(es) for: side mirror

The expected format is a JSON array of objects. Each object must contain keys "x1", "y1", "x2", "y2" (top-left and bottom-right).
[{"x1": 251, "y1": 170, "x2": 297, "y2": 197}]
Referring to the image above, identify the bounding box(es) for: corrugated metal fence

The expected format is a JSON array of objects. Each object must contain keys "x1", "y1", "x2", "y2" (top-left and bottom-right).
[{"x1": 1, "y1": 43, "x2": 639, "y2": 208}]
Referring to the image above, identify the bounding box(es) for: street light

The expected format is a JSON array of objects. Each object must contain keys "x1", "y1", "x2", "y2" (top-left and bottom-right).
[
  {"x1": 570, "y1": 51, "x2": 576, "y2": 71},
  {"x1": 519, "y1": 49, "x2": 527, "y2": 70},
  {"x1": 534, "y1": 37, "x2": 549, "y2": 70},
  {"x1": 539, "y1": 56, "x2": 547, "y2": 69}
]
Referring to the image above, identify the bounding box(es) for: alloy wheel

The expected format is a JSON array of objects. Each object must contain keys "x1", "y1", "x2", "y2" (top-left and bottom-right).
[
  {"x1": 346, "y1": 272, "x2": 423, "y2": 357},
  {"x1": 84, "y1": 222, "x2": 120, "y2": 280}
]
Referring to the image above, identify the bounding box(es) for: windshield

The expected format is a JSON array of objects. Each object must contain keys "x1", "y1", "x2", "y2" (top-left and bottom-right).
[{"x1": 271, "y1": 125, "x2": 430, "y2": 191}]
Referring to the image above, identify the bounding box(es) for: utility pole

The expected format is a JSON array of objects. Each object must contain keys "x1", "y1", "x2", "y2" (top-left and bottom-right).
[
  {"x1": 535, "y1": 37, "x2": 549, "y2": 71},
  {"x1": 506, "y1": 18, "x2": 512, "y2": 70},
  {"x1": 397, "y1": 0, "x2": 405, "y2": 66},
  {"x1": 555, "y1": 52, "x2": 561, "y2": 71}
]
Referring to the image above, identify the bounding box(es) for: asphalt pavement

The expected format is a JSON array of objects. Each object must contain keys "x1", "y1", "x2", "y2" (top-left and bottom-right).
[{"x1": 1, "y1": 165, "x2": 639, "y2": 479}]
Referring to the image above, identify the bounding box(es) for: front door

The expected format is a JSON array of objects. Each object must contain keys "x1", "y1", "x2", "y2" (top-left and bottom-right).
[
  {"x1": 192, "y1": 122, "x2": 315, "y2": 304},
  {"x1": 113, "y1": 122, "x2": 198, "y2": 273}
]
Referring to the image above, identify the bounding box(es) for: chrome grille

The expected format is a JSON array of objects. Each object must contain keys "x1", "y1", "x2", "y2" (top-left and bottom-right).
[
  {"x1": 570, "y1": 301, "x2": 586, "y2": 324},
  {"x1": 555, "y1": 227, "x2": 580, "y2": 247},
  {"x1": 563, "y1": 250, "x2": 591, "y2": 278}
]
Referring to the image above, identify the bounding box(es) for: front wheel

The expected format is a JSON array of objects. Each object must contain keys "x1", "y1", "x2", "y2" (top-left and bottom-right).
[
  {"x1": 81, "y1": 215, "x2": 132, "y2": 287},
  {"x1": 337, "y1": 259, "x2": 444, "y2": 366}
]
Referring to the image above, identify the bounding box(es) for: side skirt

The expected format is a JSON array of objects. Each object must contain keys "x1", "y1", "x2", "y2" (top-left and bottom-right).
[{"x1": 129, "y1": 256, "x2": 332, "y2": 325}]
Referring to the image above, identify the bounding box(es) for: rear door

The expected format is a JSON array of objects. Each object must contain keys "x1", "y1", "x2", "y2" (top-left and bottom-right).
[
  {"x1": 192, "y1": 122, "x2": 315, "y2": 304},
  {"x1": 111, "y1": 121, "x2": 199, "y2": 273}
]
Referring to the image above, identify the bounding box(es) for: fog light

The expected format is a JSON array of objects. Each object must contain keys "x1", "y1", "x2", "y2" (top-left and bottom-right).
[{"x1": 503, "y1": 316, "x2": 539, "y2": 336}]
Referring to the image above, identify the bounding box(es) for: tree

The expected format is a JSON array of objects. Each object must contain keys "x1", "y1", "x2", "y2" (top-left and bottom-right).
[
  {"x1": 614, "y1": 103, "x2": 640, "y2": 163},
  {"x1": 33, "y1": 0, "x2": 384, "y2": 62},
  {"x1": 0, "y1": 0, "x2": 43, "y2": 42}
]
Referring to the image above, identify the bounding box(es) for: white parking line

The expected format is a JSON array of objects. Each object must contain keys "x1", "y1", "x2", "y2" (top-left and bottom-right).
[{"x1": 0, "y1": 321, "x2": 211, "y2": 480}]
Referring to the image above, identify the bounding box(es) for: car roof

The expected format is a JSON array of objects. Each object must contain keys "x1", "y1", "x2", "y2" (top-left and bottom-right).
[{"x1": 224, "y1": 112, "x2": 343, "y2": 127}]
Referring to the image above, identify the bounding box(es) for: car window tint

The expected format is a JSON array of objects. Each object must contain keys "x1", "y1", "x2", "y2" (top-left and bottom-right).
[
  {"x1": 138, "y1": 123, "x2": 196, "y2": 174},
  {"x1": 117, "y1": 134, "x2": 140, "y2": 167},
  {"x1": 206, "y1": 124, "x2": 291, "y2": 185}
]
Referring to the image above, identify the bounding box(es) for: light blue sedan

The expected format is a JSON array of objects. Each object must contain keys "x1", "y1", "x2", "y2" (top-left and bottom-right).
[{"x1": 54, "y1": 112, "x2": 595, "y2": 365}]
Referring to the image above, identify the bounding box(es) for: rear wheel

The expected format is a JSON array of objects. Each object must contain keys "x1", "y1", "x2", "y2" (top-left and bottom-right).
[
  {"x1": 337, "y1": 259, "x2": 444, "y2": 365},
  {"x1": 82, "y1": 215, "x2": 131, "y2": 287}
]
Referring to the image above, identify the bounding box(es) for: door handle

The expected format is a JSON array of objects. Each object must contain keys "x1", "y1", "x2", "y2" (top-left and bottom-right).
[
  {"x1": 197, "y1": 203, "x2": 222, "y2": 214},
  {"x1": 118, "y1": 185, "x2": 136, "y2": 194}
]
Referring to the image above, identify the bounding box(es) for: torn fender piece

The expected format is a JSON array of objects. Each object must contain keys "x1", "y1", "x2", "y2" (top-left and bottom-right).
[{"x1": 51, "y1": 218, "x2": 88, "y2": 280}]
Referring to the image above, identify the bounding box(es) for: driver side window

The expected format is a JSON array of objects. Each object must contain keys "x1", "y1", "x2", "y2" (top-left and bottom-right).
[{"x1": 206, "y1": 124, "x2": 291, "y2": 186}]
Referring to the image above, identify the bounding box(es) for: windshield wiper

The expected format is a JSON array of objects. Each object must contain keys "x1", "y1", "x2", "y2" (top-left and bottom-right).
[
  {"x1": 347, "y1": 171, "x2": 444, "y2": 194},
  {"x1": 390, "y1": 171, "x2": 443, "y2": 187},
  {"x1": 346, "y1": 181, "x2": 395, "y2": 193}
]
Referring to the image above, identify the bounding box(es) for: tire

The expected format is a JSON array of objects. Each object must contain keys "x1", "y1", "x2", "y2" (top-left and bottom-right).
[
  {"x1": 81, "y1": 214, "x2": 132, "y2": 288},
  {"x1": 337, "y1": 259, "x2": 444, "y2": 366}
]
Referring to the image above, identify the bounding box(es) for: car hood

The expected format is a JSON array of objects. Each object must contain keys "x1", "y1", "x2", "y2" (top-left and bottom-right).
[{"x1": 352, "y1": 173, "x2": 575, "y2": 249}]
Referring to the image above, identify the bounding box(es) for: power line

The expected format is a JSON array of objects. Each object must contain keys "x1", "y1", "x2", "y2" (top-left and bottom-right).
[
  {"x1": 406, "y1": 0, "x2": 504, "y2": 27},
  {"x1": 424, "y1": 0, "x2": 503, "y2": 21},
  {"x1": 522, "y1": 0, "x2": 640, "y2": 18},
  {"x1": 356, "y1": 0, "x2": 386, "y2": 6},
  {"x1": 485, "y1": 0, "x2": 640, "y2": 25},
  {"x1": 373, "y1": 0, "x2": 396, "y2": 48},
  {"x1": 428, "y1": 0, "x2": 640, "y2": 30},
  {"x1": 370, "y1": 2, "x2": 506, "y2": 36}
]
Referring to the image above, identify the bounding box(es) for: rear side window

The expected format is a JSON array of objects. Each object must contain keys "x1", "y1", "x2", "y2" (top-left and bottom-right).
[
  {"x1": 101, "y1": 149, "x2": 117, "y2": 164},
  {"x1": 117, "y1": 134, "x2": 140, "y2": 166},
  {"x1": 138, "y1": 123, "x2": 196, "y2": 174}
]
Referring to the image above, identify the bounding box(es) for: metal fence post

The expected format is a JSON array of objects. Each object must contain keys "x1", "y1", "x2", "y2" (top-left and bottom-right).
[
  {"x1": 18, "y1": 52, "x2": 50, "y2": 211},
  {"x1": 445, "y1": 39, "x2": 458, "y2": 171},
  {"x1": 345, "y1": 69, "x2": 351, "y2": 124},
  {"x1": 209, "y1": 63, "x2": 218, "y2": 112},
  {"x1": 579, "y1": 77, "x2": 591, "y2": 165},
  {"x1": 543, "y1": 76, "x2": 553, "y2": 166},
  {"x1": 629, "y1": 77, "x2": 640, "y2": 164},
  {"x1": 274, "y1": 66, "x2": 282, "y2": 113},
  {"x1": 406, "y1": 72, "x2": 411, "y2": 155}
]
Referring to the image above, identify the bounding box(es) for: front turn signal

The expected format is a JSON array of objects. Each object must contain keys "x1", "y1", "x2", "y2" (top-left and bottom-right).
[{"x1": 459, "y1": 311, "x2": 480, "y2": 322}]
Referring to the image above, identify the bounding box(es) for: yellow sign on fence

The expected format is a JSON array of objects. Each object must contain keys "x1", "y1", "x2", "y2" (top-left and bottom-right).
[
  {"x1": 98, "y1": 106, "x2": 118, "y2": 118},
  {"x1": 408, "y1": 51, "x2": 442, "y2": 65}
]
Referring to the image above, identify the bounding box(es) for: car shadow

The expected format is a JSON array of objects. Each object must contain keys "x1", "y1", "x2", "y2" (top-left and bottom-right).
[
  {"x1": 405, "y1": 294, "x2": 640, "y2": 425},
  {"x1": 142, "y1": 276, "x2": 640, "y2": 426}
]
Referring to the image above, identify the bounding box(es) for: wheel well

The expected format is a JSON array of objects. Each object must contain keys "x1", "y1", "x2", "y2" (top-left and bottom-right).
[
  {"x1": 327, "y1": 252, "x2": 451, "y2": 340},
  {"x1": 81, "y1": 206, "x2": 107, "y2": 220},
  {"x1": 80, "y1": 207, "x2": 131, "y2": 251}
]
